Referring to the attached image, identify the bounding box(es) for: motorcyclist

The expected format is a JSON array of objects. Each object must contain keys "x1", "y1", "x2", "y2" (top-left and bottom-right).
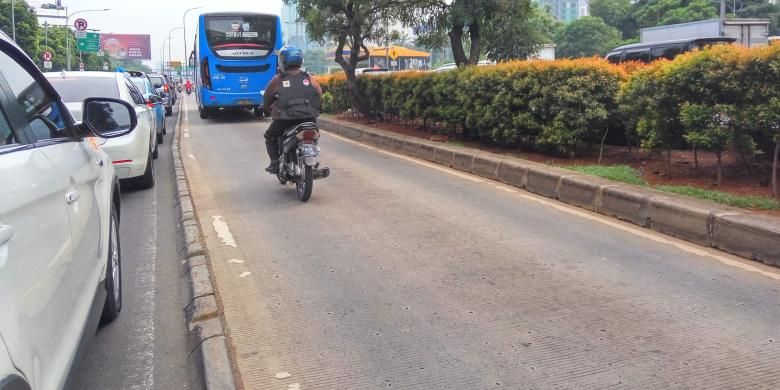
[
  {"x1": 261, "y1": 45, "x2": 322, "y2": 174},
  {"x1": 185, "y1": 79, "x2": 192, "y2": 94}
]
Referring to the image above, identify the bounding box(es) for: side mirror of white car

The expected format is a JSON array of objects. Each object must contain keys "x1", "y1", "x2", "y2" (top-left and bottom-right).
[{"x1": 82, "y1": 98, "x2": 138, "y2": 138}]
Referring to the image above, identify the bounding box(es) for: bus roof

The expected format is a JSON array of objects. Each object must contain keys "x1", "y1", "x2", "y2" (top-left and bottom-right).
[
  {"x1": 200, "y1": 11, "x2": 279, "y2": 17},
  {"x1": 608, "y1": 37, "x2": 736, "y2": 53}
]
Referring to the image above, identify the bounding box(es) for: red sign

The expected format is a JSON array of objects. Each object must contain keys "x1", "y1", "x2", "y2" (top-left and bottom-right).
[
  {"x1": 99, "y1": 34, "x2": 151, "y2": 60},
  {"x1": 42, "y1": 51, "x2": 52, "y2": 61},
  {"x1": 74, "y1": 18, "x2": 88, "y2": 31}
]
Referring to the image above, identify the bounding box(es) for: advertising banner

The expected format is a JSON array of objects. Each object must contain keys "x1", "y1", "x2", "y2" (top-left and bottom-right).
[{"x1": 99, "y1": 34, "x2": 151, "y2": 60}]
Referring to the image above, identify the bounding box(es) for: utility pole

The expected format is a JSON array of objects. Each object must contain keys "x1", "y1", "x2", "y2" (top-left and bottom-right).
[{"x1": 720, "y1": 0, "x2": 726, "y2": 34}]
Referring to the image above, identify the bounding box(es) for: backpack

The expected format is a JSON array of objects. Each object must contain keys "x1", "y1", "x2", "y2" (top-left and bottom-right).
[{"x1": 275, "y1": 71, "x2": 321, "y2": 120}]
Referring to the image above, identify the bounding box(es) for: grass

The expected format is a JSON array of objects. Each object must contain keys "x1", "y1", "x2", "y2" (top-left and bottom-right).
[
  {"x1": 565, "y1": 164, "x2": 780, "y2": 211},
  {"x1": 655, "y1": 185, "x2": 780, "y2": 211},
  {"x1": 565, "y1": 165, "x2": 648, "y2": 186}
]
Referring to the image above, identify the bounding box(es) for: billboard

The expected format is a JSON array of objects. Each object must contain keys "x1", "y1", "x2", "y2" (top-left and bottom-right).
[{"x1": 99, "y1": 34, "x2": 152, "y2": 60}]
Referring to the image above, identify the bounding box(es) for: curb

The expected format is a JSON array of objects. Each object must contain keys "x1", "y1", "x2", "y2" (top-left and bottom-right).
[
  {"x1": 172, "y1": 102, "x2": 238, "y2": 389},
  {"x1": 319, "y1": 116, "x2": 780, "y2": 267}
]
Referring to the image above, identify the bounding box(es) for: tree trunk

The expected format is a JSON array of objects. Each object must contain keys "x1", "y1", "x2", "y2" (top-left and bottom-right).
[
  {"x1": 715, "y1": 149, "x2": 723, "y2": 186},
  {"x1": 665, "y1": 148, "x2": 672, "y2": 179},
  {"x1": 693, "y1": 147, "x2": 699, "y2": 169},
  {"x1": 345, "y1": 71, "x2": 373, "y2": 121},
  {"x1": 448, "y1": 23, "x2": 467, "y2": 67},
  {"x1": 598, "y1": 128, "x2": 609, "y2": 165},
  {"x1": 773, "y1": 138, "x2": 779, "y2": 198},
  {"x1": 738, "y1": 147, "x2": 753, "y2": 173},
  {"x1": 467, "y1": 21, "x2": 481, "y2": 66}
]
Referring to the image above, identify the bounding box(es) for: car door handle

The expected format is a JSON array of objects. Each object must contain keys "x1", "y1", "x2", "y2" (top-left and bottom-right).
[
  {"x1": 65, "y1": 191, "x2": 81, "y2": 204},
  {"x1": 0, "y1": 224, "x2": 14, "y2": 245}
]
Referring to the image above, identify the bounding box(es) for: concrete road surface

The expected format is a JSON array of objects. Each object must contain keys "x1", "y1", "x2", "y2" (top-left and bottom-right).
[
  {"x1": 73, "y1": 109, "x2": 192, "y2": 389},
  {"x1": 179, "y1": 96, "x2": 780, "y2": 389}
]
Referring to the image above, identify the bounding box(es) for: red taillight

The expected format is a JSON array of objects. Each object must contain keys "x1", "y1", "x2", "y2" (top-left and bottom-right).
[
  {"x1": 201, "y1": 57, "x2": 211, "y2": 90},
  {"x1": 164, "y1": 84, "x2": 169, "y2": 92},
  {"x1": 146, "y1": 99, "x2": 154, "y2": 108},
  {"x1": 112, "y1": 160, "x2": 133, "y2": 164},
  {"x1": 296, "y1": 129, "x2": 319, "y2": 141}
]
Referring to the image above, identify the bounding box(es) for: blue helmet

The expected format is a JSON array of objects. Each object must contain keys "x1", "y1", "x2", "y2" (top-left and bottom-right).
[{"x1": 279, "y1": 45, "x2": 303, "y2": 70}]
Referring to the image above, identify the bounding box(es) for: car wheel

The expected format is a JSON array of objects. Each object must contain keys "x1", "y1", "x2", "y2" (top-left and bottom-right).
[
  {"x1": 100, "y1": 205, "x2": 122, "y2": 325},
  {"x1": 165, "y1": 107, "x2": 172, "y2": 117},
  {"x1": 135, "y1": 149, "x2": 155, "y2": 189},
  {"x1": 162, "y1": 121, "x2": 167, "y2": 135},
  {"x1": 152, "y1": 137, "x2": 159, "y2": 159},
  {"x1": 157, "y1": 130, "x2": 164, "y2": 145}
]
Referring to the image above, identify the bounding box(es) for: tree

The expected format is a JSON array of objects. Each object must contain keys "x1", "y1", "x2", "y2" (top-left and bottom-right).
[
  {"x1": 37, "y1": 25, "x2": 77, "y2": 71},
  {"x1": 302, "y1": 48, "x2": 328, "y2": 74},
  {"x1": 289, "y1": 0, "x2": 413, "y2": 119},
  {"x1": 0, "y1": 0, "x2": 40, "y2": 59},
  {"x1": 483, "y1": 2, "x2": 558, "y2": 62},
  {"x1": 403, "y1": 0, "x2": 534, "y2": 67},
  {"x1": 590, "y1": 0, "x2": 639, "y2": 39},
  {"x1": 555, "y1": 17, "x2": 622, "y2": 58},
  {"x1": 631, "y1": 0, "x2": 717, "y2": 30},
  {"x1": 680, "y1": 103, "x2": 734, "y2": 185}
]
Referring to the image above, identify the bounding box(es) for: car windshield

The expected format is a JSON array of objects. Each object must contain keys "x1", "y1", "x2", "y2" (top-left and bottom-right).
[
  {"x1": 205, "y1": 14, "x2": 276, "y2": 54},
  {"x1": 148, "y1": 76, "x2": 165, "y2": 88},
  {"x1": 131, "y1": 79, "x2": 150, "y2": 93},
  {"x1": 47, "y1": 77, "x2": 120, "y2": 102}
]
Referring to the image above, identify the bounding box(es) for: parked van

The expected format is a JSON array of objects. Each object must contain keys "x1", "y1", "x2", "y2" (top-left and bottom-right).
[{"x1": 605, "y1": 37, "x2": 736, "y2": 64}]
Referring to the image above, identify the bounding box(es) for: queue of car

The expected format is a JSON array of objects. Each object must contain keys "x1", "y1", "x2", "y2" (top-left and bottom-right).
[{"x1": 0, "y1": 30, "x2": 172, "y2": 389}]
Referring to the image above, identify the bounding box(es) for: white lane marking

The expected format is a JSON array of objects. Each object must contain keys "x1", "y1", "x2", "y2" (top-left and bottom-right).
[
  {"x1": 184, "y1": 134, "x2": 190, "y2": 138},
  {"x1": 288, "y1": 384, "x2": 300, "y2": 390},
  {"x1": 325, "y1": 132, "x2": 780, "y2": 281},
  {"x1": 183, "y1": 128, "x2": 189, "y2": 132},
  {"x1": 211, "y1": 216, "x2": 238, "y2": 247},
  {"x1": 127, "y1": 177, "x2": 157, "y2": 389},
  {"x1": 325, "y1": 132, "x2": 485, "y2": 184},
  {"x1": 188, "y1": 154, "x2": 196, "y2": 160},
  {"x1": 275, "y1": 372, "x2": 292, "y2": 379},
  {"x1": 228, "y1": 259, "x2": 245, "y2": 264},
  {"x1": 239, "y1": 271, "x2": 251, "y2": 278}
]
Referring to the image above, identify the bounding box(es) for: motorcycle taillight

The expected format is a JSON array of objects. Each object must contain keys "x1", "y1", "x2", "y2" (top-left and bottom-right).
[{"x1": 296, "y1": 129, "x2": 319, "y2": 141}]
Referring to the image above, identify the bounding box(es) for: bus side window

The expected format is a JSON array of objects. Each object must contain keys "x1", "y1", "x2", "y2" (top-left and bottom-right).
[
  {"x1": 624, "y1": 50, "x2": 651, "y2": 63},
  {"x1": 606, "y1": 52, "x2": 622, "y2": 64},
  {"x1": 651, "y1": 46, "x2": 683, "y2": 61}
]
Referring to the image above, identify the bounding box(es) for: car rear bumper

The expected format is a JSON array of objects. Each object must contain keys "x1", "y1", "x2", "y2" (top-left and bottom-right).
[{"x1": 100, "y1": 131, "x2": 150, "y2": 179}]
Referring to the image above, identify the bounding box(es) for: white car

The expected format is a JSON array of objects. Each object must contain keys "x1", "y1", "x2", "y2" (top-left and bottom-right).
[
  {"x1": 45, "y1": 71, "x2": 158, "y2": 189},
  {"x1": 0, "y1": 31, "x2": 140, "y2": 389}
]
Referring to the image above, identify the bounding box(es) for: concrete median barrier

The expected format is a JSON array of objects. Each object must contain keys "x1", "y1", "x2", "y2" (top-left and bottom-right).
[
  {"x1": 598, "y1": 185, "x2": 654, "y2": 227},
  {"x1": 712, "y1": 213, "x2": 780, "y2": 266},
  {"x1": 318, "y1": 115, "x2": 780, "y2": 267},
  {"x1": 453, "y1": 150, "x2": 475, "y2": 172}
]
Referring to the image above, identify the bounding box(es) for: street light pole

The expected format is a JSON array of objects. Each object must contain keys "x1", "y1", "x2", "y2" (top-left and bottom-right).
[
  {"x1": 167, "y1": 26, "x2": 184, "y2": 75},
  {"x1": 183, "y1": 7, "x2": 203, "y2": 80},
  {"x1": 161, "y1": 39, "x2": 169, "y2": 73},
  {"x1": 11, "y1": 0, "x2": 15, "y2": 42},
  {"x1": 66, "y1": 8, "x2": 110, "y2": 71}
]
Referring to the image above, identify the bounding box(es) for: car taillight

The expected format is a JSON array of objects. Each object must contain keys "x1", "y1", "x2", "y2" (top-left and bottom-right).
[
  {"x1": 201, "y1": 57, "x2": 211, "y2": 90},
  {"x1": 146, "y1": 99, "x2": 154, "y2": 108},
  {"x1": 296, "y1": 130, "x2": 319, "y2": 142}
]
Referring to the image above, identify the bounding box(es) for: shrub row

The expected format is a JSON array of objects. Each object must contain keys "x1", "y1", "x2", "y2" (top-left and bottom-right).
[{"x1": 317, "y1": 45, "x2": 780, "y2": 167}]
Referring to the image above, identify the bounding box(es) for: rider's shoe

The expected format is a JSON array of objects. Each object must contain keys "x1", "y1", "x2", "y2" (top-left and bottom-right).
[{"x1": 265, "y1": 160, "x2": 279, "y2": 174}]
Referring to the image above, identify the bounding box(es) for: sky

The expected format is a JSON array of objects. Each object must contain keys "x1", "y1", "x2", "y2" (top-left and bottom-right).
[{"x1": 31, "y1": 0, "x2": 284, "y2": 68}]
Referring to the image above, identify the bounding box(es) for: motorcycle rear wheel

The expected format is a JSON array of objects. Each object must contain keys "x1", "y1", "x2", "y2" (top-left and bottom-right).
[{"x1": 296, "y1": 166, "x2": 314, "y2": 202}]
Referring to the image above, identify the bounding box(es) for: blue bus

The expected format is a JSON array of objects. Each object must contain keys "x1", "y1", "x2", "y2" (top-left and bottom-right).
[{"x1": 193, "y1": 12, "x2": 282, "y2": 118}]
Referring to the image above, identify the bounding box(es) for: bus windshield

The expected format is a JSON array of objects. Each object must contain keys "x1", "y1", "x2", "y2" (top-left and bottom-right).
[{"x1": 205, "y1": 15, "x2": 276, "y2": 58}]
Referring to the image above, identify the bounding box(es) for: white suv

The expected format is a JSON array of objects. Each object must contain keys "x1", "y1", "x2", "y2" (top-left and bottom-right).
[{"x1": 0, "y1": 32, "x2": 139, "y2": 389}]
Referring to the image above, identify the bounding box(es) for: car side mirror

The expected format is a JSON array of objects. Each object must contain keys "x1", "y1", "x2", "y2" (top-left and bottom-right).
[{"x1": 82, "y1": 98, "x2": 137, "y2": 138}]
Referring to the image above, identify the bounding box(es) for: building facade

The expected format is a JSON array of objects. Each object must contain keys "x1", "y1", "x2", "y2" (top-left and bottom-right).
[
  {"x1": 536, "y1": 0, "x2": 589, "y2": 23},
  {"x1": 281, "y1": 1, "x2": 316, "y2": 50}
]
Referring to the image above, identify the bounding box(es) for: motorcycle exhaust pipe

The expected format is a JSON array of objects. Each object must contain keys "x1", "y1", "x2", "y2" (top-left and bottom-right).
[{"x1": 313, "y1": 167, "x2": 330, "y2": 180}]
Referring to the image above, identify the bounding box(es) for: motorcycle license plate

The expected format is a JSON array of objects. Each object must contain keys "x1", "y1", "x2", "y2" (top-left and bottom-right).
[{"x1": 298, "y1": 145, "x2": 318, "y2": 157}]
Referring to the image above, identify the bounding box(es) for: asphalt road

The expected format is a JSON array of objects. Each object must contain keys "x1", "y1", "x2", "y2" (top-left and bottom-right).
[
  {"x1": 72, "y1": 103, "x2": 192, "y2": 389},
  {"x1": 180, "y1": 96, "x2": 780, "y2": 389}
]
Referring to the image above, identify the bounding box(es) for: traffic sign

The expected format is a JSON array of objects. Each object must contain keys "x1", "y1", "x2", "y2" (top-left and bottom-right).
[
  {"x1": 102, "y1": 61, "x2": 109, "y2": 71},
  {"x1": 43, "y1": 61, "x2": 52, "y2": 69},
  {"x1": 74, "y1": 30, "x2": 87, "y2": 39},
  {"x1": 77, "y1": 32, "x2": 100, "y2": 53},
  {"x1": 79, "y1": 62, "x2": 85, "y2": 71},
  {"x1": 74, "y1": 18, "x2": 88, "y2": 31},
  {"x1": 167, "y1": 61, "x2": 182, "y2": 69},
  {"x1": 42, "y1": 51, "x2": 52, "y2": 61}
]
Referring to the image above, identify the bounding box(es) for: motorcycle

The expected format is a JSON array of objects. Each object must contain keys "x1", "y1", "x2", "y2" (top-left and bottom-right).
[
  {"x1": 273, "y1": 122, "x2": 330, "y2": 202},
  {"x1": 185, "y1": 86, "x2": 192, "y2": 95}
]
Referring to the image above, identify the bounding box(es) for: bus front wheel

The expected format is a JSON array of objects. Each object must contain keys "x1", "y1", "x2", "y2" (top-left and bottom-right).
[{"x1": 199, "y1": 107, "x2": 210, "y2": 119}]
